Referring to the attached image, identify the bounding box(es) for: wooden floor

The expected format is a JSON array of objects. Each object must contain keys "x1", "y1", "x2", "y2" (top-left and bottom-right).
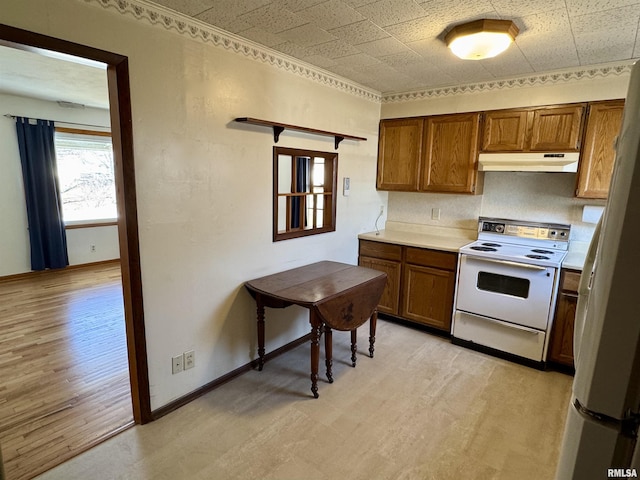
[{"x1": 0, "y1": 262, "x2": 133, "y2": 480}]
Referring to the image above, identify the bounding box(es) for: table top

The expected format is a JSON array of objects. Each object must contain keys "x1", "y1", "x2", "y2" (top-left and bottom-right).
[{"x1": 245, "y1": 261, "x2": 387, "y2": 308}]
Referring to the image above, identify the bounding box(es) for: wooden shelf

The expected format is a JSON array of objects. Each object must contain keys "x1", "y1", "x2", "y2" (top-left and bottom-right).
[{"x1": 234, "y1": 117, "x2": 366, "y2": 149}]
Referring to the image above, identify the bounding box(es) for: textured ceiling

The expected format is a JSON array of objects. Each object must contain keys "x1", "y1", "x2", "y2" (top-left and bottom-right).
[
  {"x1": 2, "y1": 0, "x2": 640, "y2": 110},
  {"x1": 0, "y1": 45, "x2": 109, "y2": 109},
  {"x1": 149, "y1": 0, "x2": 640, "y2": 94}
]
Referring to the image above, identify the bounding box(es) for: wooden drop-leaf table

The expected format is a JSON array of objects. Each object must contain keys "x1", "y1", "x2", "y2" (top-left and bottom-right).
[{"x1": 245, "y1": 261, "x2": 387, "y2": 398}]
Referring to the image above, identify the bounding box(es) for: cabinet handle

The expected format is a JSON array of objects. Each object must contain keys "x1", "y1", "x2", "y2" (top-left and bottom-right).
[
  {"x1": 466, "y1": 256, "x2": 548, "y2": 271},
  {"x1": 478, "y1": 315, "x2": 542, "y2": 335}
]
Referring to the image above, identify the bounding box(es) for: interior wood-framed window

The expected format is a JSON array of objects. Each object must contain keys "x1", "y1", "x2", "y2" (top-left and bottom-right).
[{"x1": 273, "y1": 146, "x2": 338, "y2": 242}]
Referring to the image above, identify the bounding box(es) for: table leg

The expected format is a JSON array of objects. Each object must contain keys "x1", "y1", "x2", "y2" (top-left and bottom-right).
[
  {"x1": 369, "y1": 309, "x2": 378, "y2": 358},
  {"x1": 310, "y1": 311, "x2": 322, "y2": 398},
  {"x1": 324, "y1": 324, "x2": 333, "y2": 383},
  {"x1": 350, "y1": 329, "x2": 357, "y2": 367},
  {"x1": 256, "y1": 297, "x2": 266, "y2": 371}
]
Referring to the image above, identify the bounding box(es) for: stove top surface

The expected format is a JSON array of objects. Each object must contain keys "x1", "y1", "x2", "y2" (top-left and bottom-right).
[{"x1": 460, "y1": 240, "x2": 568, "y2": 267}]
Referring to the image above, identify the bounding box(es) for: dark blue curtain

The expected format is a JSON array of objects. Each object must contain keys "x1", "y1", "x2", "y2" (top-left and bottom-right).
[
  {"x1": 291, "y1": 156, "x2": 308, "y2": 229},
  {"x1": 16, "y1": 117, "x2": 69, "y2": 271}
]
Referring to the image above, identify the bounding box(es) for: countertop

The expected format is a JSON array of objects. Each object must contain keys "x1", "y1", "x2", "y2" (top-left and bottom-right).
[
  {"x1": 359, "y1": 224, "x2": 589, "y2": 271},
  {"x1": 358, "y1": 226, "x2": 476, "y2": 253},
  {"x1": 563, "y1": 241, "x2": 589, "y2": 271}
]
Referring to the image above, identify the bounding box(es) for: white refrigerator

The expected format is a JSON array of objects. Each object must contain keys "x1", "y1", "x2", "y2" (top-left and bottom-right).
[{"x1": 556, "y1": 61, "x2": 640, "y2": 479}]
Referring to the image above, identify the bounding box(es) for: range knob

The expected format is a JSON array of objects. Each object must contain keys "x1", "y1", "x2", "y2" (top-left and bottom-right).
[
  {"x1": 495, "y1": 225, "x2": 505, "y2": 233},
  {"x1": 550, "y1": 230, "x2": 557, "y2": 236}
]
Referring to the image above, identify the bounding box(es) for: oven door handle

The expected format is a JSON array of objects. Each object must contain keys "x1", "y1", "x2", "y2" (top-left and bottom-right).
[
  {"x1": 466, "y1": 256, "x2": 548, "y2": 271},
  {"x1": 480, "y1": 315, "x2": 542, "y2": 335}
]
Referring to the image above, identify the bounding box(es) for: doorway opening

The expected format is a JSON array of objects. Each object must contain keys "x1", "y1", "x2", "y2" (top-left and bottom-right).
[{"x1": 0, "y1": 22, "x2": 150, "y2": 478}]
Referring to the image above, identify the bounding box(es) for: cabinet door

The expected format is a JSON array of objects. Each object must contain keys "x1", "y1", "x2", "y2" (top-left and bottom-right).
[
  {"x1": 377, "y1": 118, "x2": 423, "y2": 191},
  {"x1": 421, "y1": 113, "x2": 480, "y2": 193},
  {"x1": 529, "y1": 105, "x2": 585, "y2": 151},
  {"x1": 549, "y1": 292, "x2": 577, "y2": 367},
  {"x1": 358, "y1": 256, "x2": 401, "y2": 315},
  {"x1": 481, "y1": 110, "x2": 528, "y2": 152},
  {"x1": 576, "y1": 100, "x2": 625, "y2": 199},
  {"x1": 401, "y1": 264, "x2": 455, "y2": 331}
]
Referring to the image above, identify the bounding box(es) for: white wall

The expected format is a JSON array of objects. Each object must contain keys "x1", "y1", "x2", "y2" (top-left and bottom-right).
[
  {"x1": 0, "y1": 93, "x2": 119, "y2": 276},
  {"x1": 3, "y1": 0, "x2": 383, "y2": 409},
  {"x1": 380, "y1": 74, "x2": 628, "y2": 242}
]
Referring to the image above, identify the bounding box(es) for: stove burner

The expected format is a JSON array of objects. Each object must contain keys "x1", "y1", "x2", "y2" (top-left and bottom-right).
[
  {"x1": 526, "y1": 254, "x2": 550, "y2": 260},
  {"x1": 481, "y1": 242, "x2": 502, "y2": 247},
  {"x1": 531, "y1": 249, "x2": 554, "y2": 255},
  {"x1": 470, "y1": 246, "x2": 498, "y2": 252}
]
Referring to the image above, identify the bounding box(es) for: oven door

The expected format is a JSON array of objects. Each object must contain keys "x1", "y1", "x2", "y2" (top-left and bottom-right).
[{"x1": 455, "y1": 254, "x2": 557, "y2": 330}]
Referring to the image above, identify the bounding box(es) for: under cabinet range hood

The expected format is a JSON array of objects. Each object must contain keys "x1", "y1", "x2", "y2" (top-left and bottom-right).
[{"x1": 478, "y1": 152, "x2": 580, "y2": 172}]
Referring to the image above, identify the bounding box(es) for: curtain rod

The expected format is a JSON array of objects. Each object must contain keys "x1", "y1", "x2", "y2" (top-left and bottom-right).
[{"x1": 3, "y1": 114, "x2": 110, "y2": 130}]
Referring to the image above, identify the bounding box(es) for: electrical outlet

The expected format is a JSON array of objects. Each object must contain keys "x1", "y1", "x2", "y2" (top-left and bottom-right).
[
  {"x1": 172, "y1": 354, "x2": 183, "y2": 374},
  {"x1": 184, "y1": 350, "x2": 195, "y2": 370},
  {"x1": 431, "y1": 208, "x2": 441, "y2": 220},
  {"x1": 379, "y1": 205, "x2": 384, "y2": 215},
  {"x1": 90, "y1": 244, "x2": 96, "y2": 252}
]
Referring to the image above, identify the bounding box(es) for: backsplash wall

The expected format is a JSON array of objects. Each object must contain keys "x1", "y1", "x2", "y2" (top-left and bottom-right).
[{"x1": 387, "y1": 172, "x2": 606, "y2": 242}]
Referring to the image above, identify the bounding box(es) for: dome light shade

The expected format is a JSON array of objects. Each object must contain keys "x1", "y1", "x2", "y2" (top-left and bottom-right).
[{"x1": 445, "y1": 19, "x2": 519, "y2": 60}]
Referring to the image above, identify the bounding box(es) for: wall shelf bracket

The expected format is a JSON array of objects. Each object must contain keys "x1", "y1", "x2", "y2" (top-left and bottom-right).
[
  {"x1": 234, "y1": 117, "x2": 366, "y2": 149},
  {"x1": 272, "y1": 125, "x2": 285, "y2": 143}
]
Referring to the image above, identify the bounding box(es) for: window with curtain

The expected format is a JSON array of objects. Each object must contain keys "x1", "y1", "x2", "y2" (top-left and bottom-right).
[{"x1": 54, "y1": 128, "x2": 116, "y2": 224}]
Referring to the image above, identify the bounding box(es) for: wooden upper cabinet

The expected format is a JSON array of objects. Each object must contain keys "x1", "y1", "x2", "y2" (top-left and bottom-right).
[
  {"x1": 576, "y1": 100, "x2": 625, "y2": 199},
  {"x1": 481, "y1": 104, "x2": 585, "y2": 153},
  {"x1": 530, "y1": 105, "x2": 585, "y2": 151},
  {"x1": 421, "y1": 112, "x2": 481, "y2": 193},
  {"x1": 377, "y1": 118, "x2": 423, "y2": 191},
  {"x1": 481, "y1": 110, "x2": 528, "y2": 151}
]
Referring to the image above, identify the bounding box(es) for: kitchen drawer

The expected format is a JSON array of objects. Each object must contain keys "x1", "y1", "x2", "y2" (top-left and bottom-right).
[
  {"x1": 359, "y1": 240, "x2": 402, "y2": 261},
  {"x1": 453, "y1": 311, "x2": 546, "y2": 362},
  {"x1": 561, "y1": 269, "x2": 581, "y2": 293},
  {"x1": 405, "y1": 247, "x2": 457, "y2": 271}
]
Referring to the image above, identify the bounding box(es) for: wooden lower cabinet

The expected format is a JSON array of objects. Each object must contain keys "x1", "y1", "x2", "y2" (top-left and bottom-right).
[
  {"x1": 358, "y1": 256, "x2": 401, "y2": 315},
  {"x1": 402, "y1": 263, "x2": 456, "y2": 331},
  {"x1": 548, "y1": 269, "x2": 580, "y2": 368},
  {"x1": 358, "y1": 240, "x2": 457, "y2": 333},
  {"x1": 358, "y1": 240, "x2": 402, "y2": 316}
]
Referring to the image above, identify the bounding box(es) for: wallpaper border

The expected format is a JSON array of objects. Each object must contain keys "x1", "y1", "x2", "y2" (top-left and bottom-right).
[{"x1": 83, "y1": 0, "x2": 634, "y2": 105}]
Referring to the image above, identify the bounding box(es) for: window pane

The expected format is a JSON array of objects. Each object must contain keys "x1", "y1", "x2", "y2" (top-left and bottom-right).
[
  {"x1": 305, "y1": 194, "x2": 314, "y2": 229},
  {"x1": 54, "y1": 132, "x2": 116, "y2": 222},
  {"x1": 316, "y1": 195, "x2": 324, "y2": 228},
  {"x1": 477, "y1": 272, "x2": 530, "y2": 298},
  {"x1": 312, "y1": 159, "x2": 324, "y2": 187},
  {"x1": 295, "y1": 156, "x2": 311, "y2": 193},
  {"x1": 277, "y1": 154, "x2": 292, "y2": 194}
]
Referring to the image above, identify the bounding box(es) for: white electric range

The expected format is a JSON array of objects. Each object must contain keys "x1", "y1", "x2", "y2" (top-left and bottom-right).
[{"x1": 452, "y1": 217, "x2": 571, "y2": 366}]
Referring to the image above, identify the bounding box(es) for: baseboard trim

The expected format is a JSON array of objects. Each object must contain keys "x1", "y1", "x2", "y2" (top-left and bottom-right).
[
  {"x1": 151, "y1": 333, "x2": 312, "y2": 421},
  {"x1": 379, "y1": 313, "x2": 451, "y2": 339},
  {"x1": 0, "y1": 259, "x2": 121, "y2": 283}
]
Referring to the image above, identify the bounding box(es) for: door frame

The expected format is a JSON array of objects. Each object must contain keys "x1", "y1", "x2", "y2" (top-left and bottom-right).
[{"x1": 0, "y1": 23, "x2": 152, "y2": 424}]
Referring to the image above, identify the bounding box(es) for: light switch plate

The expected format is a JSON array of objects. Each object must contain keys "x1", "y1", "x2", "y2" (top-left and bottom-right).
[{"x1": 343, "y1": 177, "x2": 350, "y2": 196}]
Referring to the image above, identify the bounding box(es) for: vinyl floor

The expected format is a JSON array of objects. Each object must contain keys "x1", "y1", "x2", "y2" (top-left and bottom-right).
[{"x1": 35, "y1": 318, "x2": 572, "y2": 480}]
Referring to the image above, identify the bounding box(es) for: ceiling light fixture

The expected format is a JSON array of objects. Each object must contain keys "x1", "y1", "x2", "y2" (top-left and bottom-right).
[{"x1": 445, "y1": 19, "x2": 519, "y2": 60}]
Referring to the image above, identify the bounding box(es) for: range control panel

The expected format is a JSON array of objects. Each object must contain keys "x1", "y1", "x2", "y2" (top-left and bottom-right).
[{"x1": 480, "y1": 218, "x2": 570, "y2": 242}]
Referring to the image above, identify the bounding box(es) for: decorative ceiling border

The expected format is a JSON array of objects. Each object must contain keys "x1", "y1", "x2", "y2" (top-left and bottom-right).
[
  {"x1": 81, "y1": 0, "x2": 382, "y2": 102},
  {"x1": 81, "y1": 0, "x2": 634, "y2": 106},
  {"x1": 382, "y1": 62, "x2": 635, "y2": 103}
]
